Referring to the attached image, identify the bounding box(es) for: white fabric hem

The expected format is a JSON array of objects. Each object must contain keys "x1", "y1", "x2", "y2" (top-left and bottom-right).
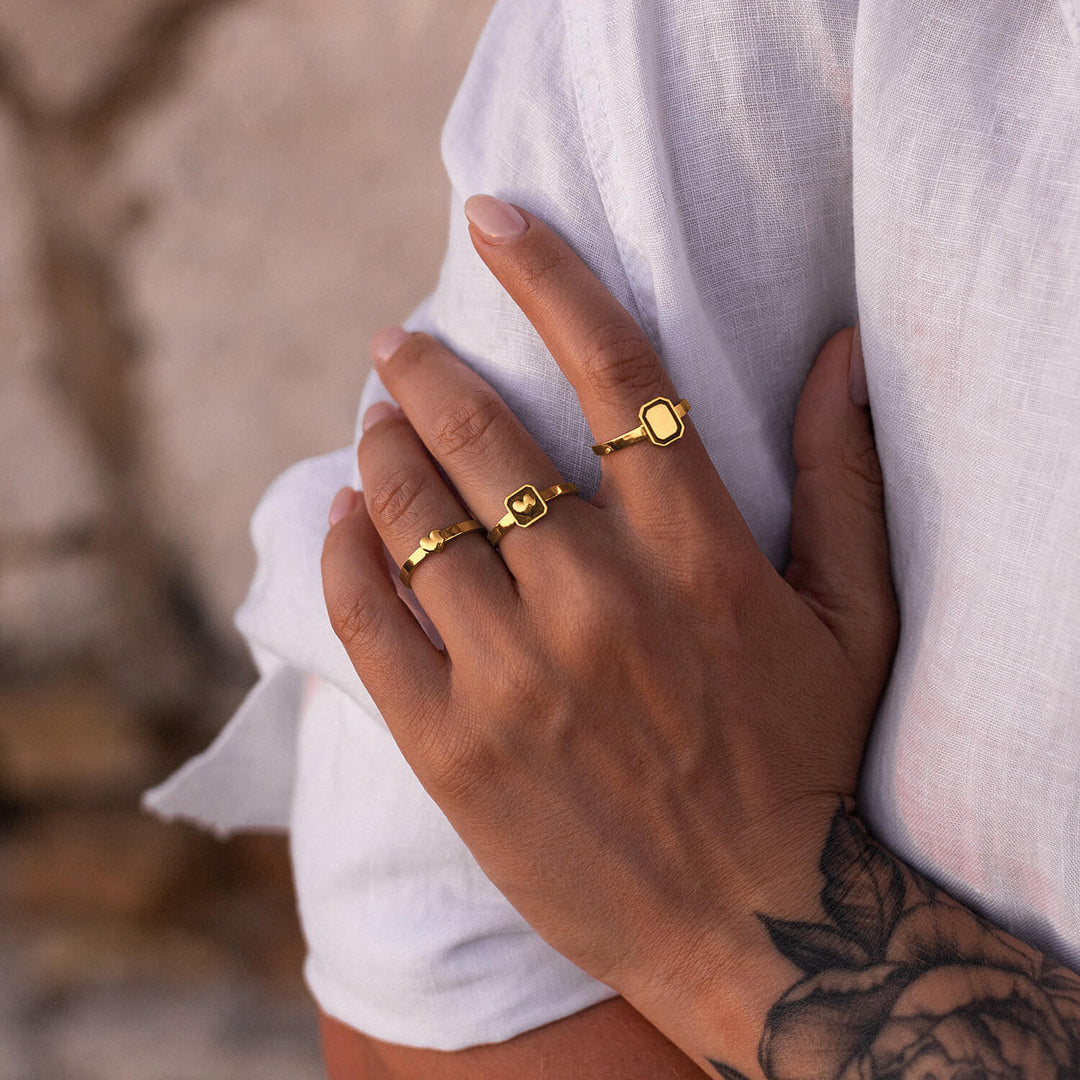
[
  {"x1": 142, "y1": 663, "x2": 303, "y2": 836},
  {"x1": 304, "y1": 952, "x2": 617, "y2": 1052}
]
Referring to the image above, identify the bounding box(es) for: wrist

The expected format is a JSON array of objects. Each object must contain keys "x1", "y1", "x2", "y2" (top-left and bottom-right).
[{"x1": 612, "y1": 795, "x2": 847, "y2": 1075}]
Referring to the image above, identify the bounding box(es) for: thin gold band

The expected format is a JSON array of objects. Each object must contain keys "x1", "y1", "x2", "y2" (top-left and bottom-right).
[
  {"x1": 399, "y1": 518, "x2": 485, "y2": 588},
  {"x1": 591, "y1": 396, "x2": 690, "y2": 456},
  {"x1": 487, "y1": 482, "x2": 579, "y2": 548}
]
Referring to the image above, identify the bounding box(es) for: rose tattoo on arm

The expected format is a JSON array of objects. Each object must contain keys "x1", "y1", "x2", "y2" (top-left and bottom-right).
[{"x1": 709, "y1": 804, "x2": 1080, "y2": 1080}]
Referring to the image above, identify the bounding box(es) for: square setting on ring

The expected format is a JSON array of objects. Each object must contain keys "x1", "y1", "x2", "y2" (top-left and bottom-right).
[
  {"x1": 506, "y1": 484, "x2": 548, "y2": 527},
  {"x1": 639, "y1": 397, "x2": 684, "y2": 445}
]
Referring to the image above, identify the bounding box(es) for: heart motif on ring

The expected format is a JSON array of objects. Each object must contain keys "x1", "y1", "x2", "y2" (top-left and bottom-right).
[
  {"x1": 419, "y1": 531, "x2": 444, "y2": 553},
  {"x1": 512, "y1": 492, "x2": 537, "y2": 515}
]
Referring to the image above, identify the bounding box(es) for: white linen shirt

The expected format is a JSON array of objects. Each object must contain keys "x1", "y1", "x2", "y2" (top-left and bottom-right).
[{"x1": 145, "y1": 0, "x2": 1080, "y2": 1050}]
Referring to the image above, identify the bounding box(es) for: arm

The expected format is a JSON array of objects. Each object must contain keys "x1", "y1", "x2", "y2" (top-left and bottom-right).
[
  {"x1": 318, "y1": 809, "x2": 1080, "y2": 1080},
  {"x1": 320, "y1": 997, "x2": 702, "y2": 1079},
  {"x1": 641, "y1": 801, "x2": 1080, "y2": 1079},
  {"x1": 321, "y1": 203, "x2": 1080, "y2": 1079}
]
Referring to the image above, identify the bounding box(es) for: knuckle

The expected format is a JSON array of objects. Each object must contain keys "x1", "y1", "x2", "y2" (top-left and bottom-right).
[
  {"x1": 429, "y1": 389, "x2": 504, "y2": 463},
  {"x1": 420, "y1": 706, "x2": 496, "y2": 802},
  {"x1": 496, "y1": 640, "x2": 546, "y2": 699},
  {"x1": 578, "y1": 320, "x2": 661, "y2": 398},
  {"x1": 676, "y1": 537, "x2": 759, "y2": 616},
  {"x1": 326, "y1": 585, "x2": 383, "y2": 659},
  {"x1": 367, "y1": 468, "x2": 428, "y2": 530},
  {"x1": 549, "y1": 560, "x2": 642, "y2": 654},
  {"x1": 844, "y1": 439, "x2": 886, "y2": 504},
  {"x1": 518, "y1": 248, "x2": 572, "y2": 297}
]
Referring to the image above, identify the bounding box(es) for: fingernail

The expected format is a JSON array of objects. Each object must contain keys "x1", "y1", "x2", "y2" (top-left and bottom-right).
[
  {"x1": 371, "y1": 326, "x2": 409, "y2": 367},
  {"x1": 464, "y1": 194, "x2": 527, "y2": 244},
  {"x1": 362, "y1": 401, "x2": 398, "y2": 432},
  {"x1": 328, "y1": 486, "x2": 357, "y2": 527},
  {"x1": 848, "y1": 320, "x2": 869, "y2": 409}
]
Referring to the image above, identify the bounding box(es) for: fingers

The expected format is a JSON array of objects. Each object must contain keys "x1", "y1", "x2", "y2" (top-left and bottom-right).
[
  {"x1": 783, "y1": 326, "x2": 899, "y2": 688},
  {"x1": 462, "y1": 196, "x2": 730, "y2": 525},
  {"x1": 371, "y1": 329, "x2": 587, "y2": 571},
  {"x1": 357, "y1": 404, "x2": 516, "y2": 632},
  {"x1": 322, "y1": 487, "x2": 450, "y2": 723}
]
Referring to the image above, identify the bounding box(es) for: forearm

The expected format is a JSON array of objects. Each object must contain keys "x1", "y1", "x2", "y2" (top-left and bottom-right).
[
  {"x1": 627, "y1": 800, "x2": 1080, "y2": 1080},
  {"x1": 319, "y1": 996, "x2": 701, "y2": 1079}
]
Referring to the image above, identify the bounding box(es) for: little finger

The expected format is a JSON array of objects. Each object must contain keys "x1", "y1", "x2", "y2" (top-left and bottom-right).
[{"x1": 322, "y1": 488, "x2": 450, "y2": 720}]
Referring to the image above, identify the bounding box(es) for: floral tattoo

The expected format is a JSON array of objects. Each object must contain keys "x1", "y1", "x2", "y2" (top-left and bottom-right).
[{"x1": 709, "y1": 803, "x2": 1080, "y2": 1080}]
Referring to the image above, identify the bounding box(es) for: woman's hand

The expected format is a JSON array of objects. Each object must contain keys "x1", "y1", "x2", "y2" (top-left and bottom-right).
[{"x1": 321, "y1": 197, "x2": 899, "y2": 1073}]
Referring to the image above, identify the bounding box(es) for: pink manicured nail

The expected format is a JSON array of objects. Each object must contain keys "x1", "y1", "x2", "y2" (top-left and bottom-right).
[
  {"x1": 464, "y1": 194, "x2": 527, "y2": 244},
  {"x1": 362, "y1": 401, "x2": 398, "y2": 432},
  {"x1": 371, "y1": 326, "x2": 409, "y2": 366},
  {"x1": 848, "y1": 320, "x2": 869, "y2": 409},
  {"x1": 328, "y1": 487, "x2": 357, "y2": 527}
]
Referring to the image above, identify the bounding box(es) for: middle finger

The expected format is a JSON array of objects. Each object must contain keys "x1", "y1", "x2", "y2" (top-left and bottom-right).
[{"x1": 463, "y1": 199, "x2": 750, "y2": 553}]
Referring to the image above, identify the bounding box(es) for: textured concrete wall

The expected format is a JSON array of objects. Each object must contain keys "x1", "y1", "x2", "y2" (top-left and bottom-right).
[
  {"x1": 2, "y1": 0, "x2": 495, "y2": 670},
  {"x1": 0, "y1": 1, "x2": 494, "y2": 1073}
]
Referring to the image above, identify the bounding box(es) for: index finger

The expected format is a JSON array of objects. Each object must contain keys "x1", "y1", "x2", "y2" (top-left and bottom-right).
[{"x1": 463, "y1": 195, "x2": 719, "y2": 514}]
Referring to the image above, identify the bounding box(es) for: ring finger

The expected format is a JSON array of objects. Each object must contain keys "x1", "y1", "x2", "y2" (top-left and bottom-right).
[
  {"x1": 371, "y1": 329, "x2": 589, "y2": 573},
  {"x1": 357, "y1": 403, "x2": 515, "y2": 641}
]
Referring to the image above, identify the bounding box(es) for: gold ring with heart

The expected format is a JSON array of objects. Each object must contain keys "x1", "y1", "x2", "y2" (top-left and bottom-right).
[
  {"x1": 591, "y1": 396, "x2": 690, "y2": 456},
  {"x1": 399, "y1": 518, "x2": 485, "y2": 588},
  {"x1": 487, "y1": 482, "x2": 580, "y2": 548}
]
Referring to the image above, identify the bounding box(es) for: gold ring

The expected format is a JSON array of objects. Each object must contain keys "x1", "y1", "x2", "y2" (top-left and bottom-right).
[
  {"x1": 399, "y1": 518, "x2": 485, "y2": 588},
  {"x1": 591, "y1": 396, "x2": 690, "y2": 456},
  {"x1": 487, "y1": 483, "x2": 579, "y2": 548}
]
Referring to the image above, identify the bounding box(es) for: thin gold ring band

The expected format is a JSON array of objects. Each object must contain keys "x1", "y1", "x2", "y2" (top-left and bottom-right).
[
  {"x1": 487, "y1": 482, "x2": 579, "y2": 548},
  {"x1": 399, "y1": 518, "x2": 485, "y2": 588},
  {"x1": 591, "y1": 396, "x2": 690, "y2": 456}
]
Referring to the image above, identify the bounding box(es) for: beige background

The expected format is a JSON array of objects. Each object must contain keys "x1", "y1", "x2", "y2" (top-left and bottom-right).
[{"x1": 0, "y1": 0, "x2": 495, "y2": 1073}]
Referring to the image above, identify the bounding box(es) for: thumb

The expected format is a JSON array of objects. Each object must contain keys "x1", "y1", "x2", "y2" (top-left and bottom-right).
[{"x1": 783, "y1": 324, "x2": 899, "y2": 679}]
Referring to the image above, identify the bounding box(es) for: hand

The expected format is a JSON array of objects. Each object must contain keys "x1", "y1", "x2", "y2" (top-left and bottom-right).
[{"x1": 321, "y1": 197, "x2": 898, "y2": 1048}]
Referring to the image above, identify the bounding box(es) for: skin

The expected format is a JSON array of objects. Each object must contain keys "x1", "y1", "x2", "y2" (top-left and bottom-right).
[
  {"x1": 320, "y1": 200, "x2": 1080, "y2": 1077},
  {"x1": 319, "y1": 998, "x2": 702, "y2": 1078}
]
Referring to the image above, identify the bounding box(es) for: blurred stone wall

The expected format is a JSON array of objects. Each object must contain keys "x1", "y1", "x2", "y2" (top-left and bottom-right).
[{"x1": 0, "y1": 1, "x2": 494, "y2": 1075}]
